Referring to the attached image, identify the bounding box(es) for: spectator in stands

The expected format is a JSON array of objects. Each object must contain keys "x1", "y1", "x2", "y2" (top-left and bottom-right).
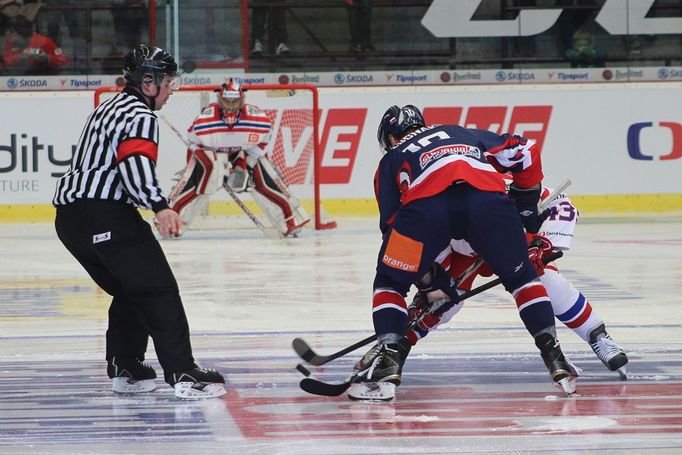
[
  {"x1": 513, "y1": 0, "x2": 604, "y2": 67},
  {"x1": 0, "y1": 0, "x2": 44, "y2": 74},
  {"x1": 347, "y1": 0, "x2": 373, "y2": 54},
  {"x1": 42, "y1": 0, "x2": 88, "y2": 72},
  {"x1": 555, "y1": 0, "x2": 605, "y2": 67},
  {"x1": 3, "y1": 14, "x2": 69, "y2": 74},
  {"x1": 112, "y1": 0, "x2": 148, "y2": 54},
  {"x1": 250, "y1": 1, "x2": 290, "y2": 57}
]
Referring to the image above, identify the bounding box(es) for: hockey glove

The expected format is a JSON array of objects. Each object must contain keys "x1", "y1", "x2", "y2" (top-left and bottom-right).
[
  {"x1": 406, "y1": 293, "x2": 464, "y2": 345},
  {"x1": 508, "y1": 183, "x2": 551, "y2": 234},
  {"x1": 415, "y1": 262, "x2": 460, "y2": 301},
  {"x1": 527, "y1": 233, "x2": 554, "y2": 276},
  {"x1": 407, "y1": 290, "x2": 431, "y2": 322}
]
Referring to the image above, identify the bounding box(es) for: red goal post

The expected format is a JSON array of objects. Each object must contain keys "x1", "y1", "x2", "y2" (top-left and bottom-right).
[{"x1": 94, "y1": 83, "x2": 336, "y2": 231}]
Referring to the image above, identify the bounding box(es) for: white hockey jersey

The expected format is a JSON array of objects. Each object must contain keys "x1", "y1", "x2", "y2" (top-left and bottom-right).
[
  {"x1": 187, "y1": 102, "x2": 272, "y2": 158},
  {"x1": 446, "y1": 185, "x2": 579, "y2": 261}
]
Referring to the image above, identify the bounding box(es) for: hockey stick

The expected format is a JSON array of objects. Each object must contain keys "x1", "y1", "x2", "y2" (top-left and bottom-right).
[
  {"x1": 293, "y1": 181, "x2": 571, "y2": 367},
  {"x1": 160, "y1": 115, "x2": 282, "y2": 239},
  {"x1": 299, "y1": 250, "x2": 564, "y2": 397},
  {"x1": 292, "y1": 259, "x2": 486, "y2": 367}
]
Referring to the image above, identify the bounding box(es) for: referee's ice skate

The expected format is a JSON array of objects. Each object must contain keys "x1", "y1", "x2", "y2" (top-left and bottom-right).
[
  {"x1": 108, "y1": 357, "x2": 157, "y2": 394},
  {"x1": 165, "y1": 366, "x2": 227, "y2": 399}
]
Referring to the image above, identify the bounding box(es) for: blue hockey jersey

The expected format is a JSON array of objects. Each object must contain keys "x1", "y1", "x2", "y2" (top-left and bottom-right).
[{"x1": 374, "y1": 124, "x2": 544, "y2": 234}]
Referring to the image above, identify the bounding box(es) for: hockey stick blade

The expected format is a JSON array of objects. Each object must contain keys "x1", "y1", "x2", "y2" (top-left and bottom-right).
[
  {"x1": 292, "y1": 334, "x2": 377, "y2": 367},
  {"x1": 292, "y1": 337, "x2": 321, "y2": 365},
  {"x1": 299, "y1": 374, "x2": 357, "y2": 397}
]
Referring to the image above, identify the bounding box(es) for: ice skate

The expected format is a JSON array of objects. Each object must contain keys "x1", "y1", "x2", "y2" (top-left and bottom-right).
[
  {"x1": 535, "y1": 333, "x2": 578, "y2": 396},
  {"x1": 284, "y1": 217, "x2": 310, "y2": 237},
  {"x1": 165, "y1": 366, "x2": 227, "y2": 399},
  {"x1": 589, "y1": 323, "x2": 628, "y2": 379},
  {"x1": 108, "y1": 357, "x2": 157, "y2": 394},
  {"x1": 347, "y1": 338, "x2": 411, "y2": 402}
]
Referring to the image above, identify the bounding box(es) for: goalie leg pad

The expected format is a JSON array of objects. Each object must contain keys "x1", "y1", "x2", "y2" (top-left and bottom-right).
[
  {"x1": 170, "y1": 151, "x2": 221, "y2": 229},
  {"x1": 251, "y1": 157, "x2": 310, "y2": 235},
  {"x1": 195, "y1": 149, "x2": 223, "y2": 194}
]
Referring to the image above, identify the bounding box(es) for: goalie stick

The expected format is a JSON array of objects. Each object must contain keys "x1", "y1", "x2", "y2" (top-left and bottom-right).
[
  {"x1": 293, "y1": 179, "x2": 572, "y2": 367},
  {"x1": 298, "y1": 250, "x2": 563, "y2": 397},
  {"x1": 160, "y1": 115, "x2": 283, "y2": 239}
]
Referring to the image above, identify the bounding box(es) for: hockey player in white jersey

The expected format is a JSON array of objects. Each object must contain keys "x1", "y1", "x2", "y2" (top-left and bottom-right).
[
  {"x1": 169, "y1": 78, "x2": 310, "y2": 237},
  {"x1": 407, "y1": 186, "x2": 629, "y2": 378}
]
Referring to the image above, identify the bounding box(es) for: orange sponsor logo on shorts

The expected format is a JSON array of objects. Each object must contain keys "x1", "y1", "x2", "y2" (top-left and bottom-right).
[{"x1": 382, "y1": 229, "x2": 423, "y2": 272}]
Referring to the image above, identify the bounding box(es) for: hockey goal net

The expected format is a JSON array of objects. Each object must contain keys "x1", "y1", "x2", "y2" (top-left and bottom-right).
[{"x1": 95, "y1": 84, "x2": 336, "y2": 233}]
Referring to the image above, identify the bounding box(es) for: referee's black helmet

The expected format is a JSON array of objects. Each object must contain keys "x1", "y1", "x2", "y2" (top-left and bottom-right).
[{"x1": 123, "y1": 44, "x2": 178, "y2": 87}]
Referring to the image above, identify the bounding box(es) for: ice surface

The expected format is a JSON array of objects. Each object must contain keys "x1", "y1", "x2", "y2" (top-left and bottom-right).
[{"x1": 1, "y1": 217, "x2": 681, "y2": 454}]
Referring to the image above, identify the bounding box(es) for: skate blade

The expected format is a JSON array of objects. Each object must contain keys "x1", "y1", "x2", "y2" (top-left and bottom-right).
[
  {"x1": 617, "y1": 366, "x2": 628, "y2": 380},
  {"x1": 174, "y1": 382, "x2": 227, "y2": 399},
  {"x1": 555, "y1": 377, "x2": 577, "y2": 397},
  {"x1": 112, "y1": 378, "x2": 156, "y2": 394},
  {"x1": 348, "y1": 382, "x2": 396, "y2": 402}
]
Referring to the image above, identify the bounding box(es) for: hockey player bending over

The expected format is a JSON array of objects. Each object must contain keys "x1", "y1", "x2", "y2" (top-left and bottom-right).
[
  {"x1": 407, "y1": 186, "x2": 628, "y2": 378},
  {"x1": 348, "y1": 105, "x2": 575, "y2": 401},
  {"x1": 170, "y1": 78, "x2": 310, "y2": 237}
]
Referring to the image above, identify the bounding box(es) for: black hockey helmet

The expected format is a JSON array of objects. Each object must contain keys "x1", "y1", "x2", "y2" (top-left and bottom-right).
[
  {"x1": 377, "y1": 104, "x2": 426, "y2": 152},
  {"x1": 123, "y1": 44, "x2": 178, "y2": 87},
  {"x1": 377, "y1": 105, "x2": 401, "y2": 152}
]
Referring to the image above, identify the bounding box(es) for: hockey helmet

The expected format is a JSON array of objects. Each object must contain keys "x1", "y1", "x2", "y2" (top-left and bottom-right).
[
  {"x1": 377, "y1": 104, "x2": 426, "y2": 152},
  {"x1": 217, "y1": 78, "x2": 245, "y2": 126},
  {"x1": 123, "y1": 44, "x2": 179, "y2": 89}
]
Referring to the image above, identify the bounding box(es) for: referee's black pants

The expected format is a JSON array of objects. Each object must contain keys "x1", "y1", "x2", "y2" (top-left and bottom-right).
[{"x1": 55, "y1": 199, "x2": 195, "y2": 374}]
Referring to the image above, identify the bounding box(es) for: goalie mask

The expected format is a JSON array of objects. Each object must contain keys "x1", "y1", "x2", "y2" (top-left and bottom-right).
[{"x1": 217, "y1": 78, "x2": 245, "y2": 127}]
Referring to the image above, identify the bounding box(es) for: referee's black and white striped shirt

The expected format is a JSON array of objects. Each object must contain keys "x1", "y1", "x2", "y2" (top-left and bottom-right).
[{"x1": 52, "y1": 87, "x2": 169, "y2": 213}]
